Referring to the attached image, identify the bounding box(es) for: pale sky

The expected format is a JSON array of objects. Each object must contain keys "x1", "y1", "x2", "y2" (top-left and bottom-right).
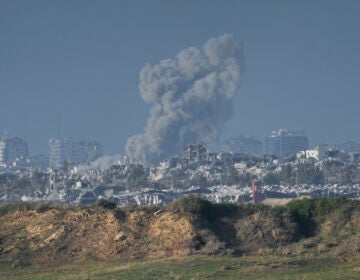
[{"x1": 1, "y1": 0, "x2": 360, "y2": 155}]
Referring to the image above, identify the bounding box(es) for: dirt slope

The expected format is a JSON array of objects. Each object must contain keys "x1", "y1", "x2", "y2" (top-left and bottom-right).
[
  {"x1": 0, "y1": 198, "x2": 359, "y2": 267},
  {"x1": 0, "y1": 207, "x2": 197, "y2": 266}
]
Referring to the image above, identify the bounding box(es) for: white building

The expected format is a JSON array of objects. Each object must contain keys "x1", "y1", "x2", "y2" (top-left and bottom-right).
[
  {"x1": 0, "y1": 136, "x2": 29, "y2": 167},
  {"x1": 297, "y1": 144, "x2": 327, "y2": 161},
  {"x1": 49, "y1": 138, "x2": 103, "y2": 168}
]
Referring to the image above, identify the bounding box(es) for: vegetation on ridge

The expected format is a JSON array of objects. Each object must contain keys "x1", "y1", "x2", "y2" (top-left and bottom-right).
[{"x1": 0, "y1": 196, "x2": 359, "y2": 273}]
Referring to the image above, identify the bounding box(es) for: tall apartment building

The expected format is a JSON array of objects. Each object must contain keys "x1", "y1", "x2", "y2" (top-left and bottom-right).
[
  {"x1": 49, "y1": 138, "x2": 66, "y2": 169},
  {"x1": 0, "y1": 140, "x2": 6, "y2": 165},
  {"x1": 264, "y1": 129, "x2": 309, "y2": 158},
  {"x1": 0, "y1": 136, "x2": 29, "y2": 167},
  {"x1": 49, "y1": 138, "x2": 103, "y2": 168}
]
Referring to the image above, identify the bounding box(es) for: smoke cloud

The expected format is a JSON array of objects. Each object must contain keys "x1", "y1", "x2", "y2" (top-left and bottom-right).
[{"x1": 126, "y1": 34, "x2": 245, "y2": 165}]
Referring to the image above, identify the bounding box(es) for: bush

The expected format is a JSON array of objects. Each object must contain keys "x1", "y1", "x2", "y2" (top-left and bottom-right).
[
  {"x1": 96, "y1": 198, "x2": 117, "y2": 209},
  {"x1": 168, "y1": 196, "x2": 275, "y2": 223},
  {"x1": 34, "y1": 202, "x2": 53, "y2": 213},
  {"x1": 0, "y1": 202, "x2": 32, "y2": 216},
  {"x1": 167, "y1": 195, "x2": 213, "y2": 221},
  {"x1": 211, "y1": 202, "x2": 239, "y2": 219},
  {"x1": 286, "y1": 197, "x2": 349, "y2": 236},
  {"x1": 200, "y1": 232, "x2": 225, "y2": 255},
  {"x1": 270, "y1": 205, "x2": 287, "y2": 217},
  {"x1": 114, "y1": 208, "x2": 127, "y2": 222},
  {"x1": 141, "y1": 204, "x2": 162, "y2": 214}
]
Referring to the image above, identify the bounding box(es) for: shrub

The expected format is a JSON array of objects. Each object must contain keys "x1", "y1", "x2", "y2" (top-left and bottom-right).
[
  {"x1": 211, "y1": 202, "x2": 239, "y2": 219},
  {"x1": 201, "y1": 234, "x2": 225, "y2": 255},
  {"x1": 34, "y1": 202, "x2": 53, "y2": 213},
  {"x1": 167, "y1": 196, "x2": 275, "y2": 223},
  {"x1": 114, "y1": 208, "x2": 127, "y2": 222},
  {"x1": 141, "y1": 204, "x2": 162, "y2": 214},
  {"x1": 286, "y1": 197, "x2": 350, "y2": 236},
  {"x1": 0, "y1": 202, "x2": 32, "y2": 216},
  {"x1": 167, "y1": 195, "x2": 213, "y2": 221},
  {"x1": 95, "y1": 198, "x2": 117, "y2": 209}
]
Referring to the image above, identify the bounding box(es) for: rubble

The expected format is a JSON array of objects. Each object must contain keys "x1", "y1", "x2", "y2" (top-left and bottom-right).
[{"x1": 1, "y1": 144, "x2": 360, "y2": 206}]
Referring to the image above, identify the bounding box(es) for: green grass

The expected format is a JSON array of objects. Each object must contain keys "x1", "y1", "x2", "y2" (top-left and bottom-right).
[{"x1": 1, "y1": 255, "x2": 359, "y2": 280}]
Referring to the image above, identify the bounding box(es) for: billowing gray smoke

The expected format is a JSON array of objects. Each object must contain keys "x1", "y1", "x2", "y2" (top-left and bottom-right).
[{"x1": 126, "y1": 34, "x2": 245, "y2": 165}]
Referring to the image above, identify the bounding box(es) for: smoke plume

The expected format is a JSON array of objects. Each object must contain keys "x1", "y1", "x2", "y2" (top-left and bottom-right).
[
  {"x1": 126, "y1": 34, "x2": 245, "y2": 165},
  {"x1": 76, "y1": 154, "x2": 123, "y2": 171}
]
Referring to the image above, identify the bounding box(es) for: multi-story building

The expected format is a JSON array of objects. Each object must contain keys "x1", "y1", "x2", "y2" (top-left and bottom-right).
[
  {"x1": 49, "y1": 138, "x2": 66, "y2": 169},
  {"x1": 49, "y1": 138, "x2": 103, "y2": 168},
  {"x1": 0, "y1": 136, "x2": 29, "y2": 167},
  {"x1": 264, "y1": 129, "x2": 309, "y2": 158},
  {"x1": 0, "y1": 139, "x2": 6, "y2": 165},
  {"x1": 181, "y1": 142, "x2": 208, "y2": 164}
]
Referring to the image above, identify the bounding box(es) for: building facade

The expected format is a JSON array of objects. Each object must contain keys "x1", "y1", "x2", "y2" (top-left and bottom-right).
[
  {"x1": 49, "y1": 138, "x2": 103, "y2": 168},
  {"x1": 265, "y1": 129, "x2": 309, "y2": 158},
  {"x1": 181, "y1": 142, "x2": 208, "y2": 164},
  {"x1": 0, "y1": 136, "x2": 29, "y2": 167}
]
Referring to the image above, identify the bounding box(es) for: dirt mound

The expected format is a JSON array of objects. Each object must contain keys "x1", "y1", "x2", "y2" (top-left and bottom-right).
[
  {"x1": 0, "y1": 198, "x2": 359, "y2": 267},
  {"x1": 0, "y1": 207, "x2": 198, "y2": 266},
  {"x1": 233, "y1": 211, "x2": 298, "y2": 253}
]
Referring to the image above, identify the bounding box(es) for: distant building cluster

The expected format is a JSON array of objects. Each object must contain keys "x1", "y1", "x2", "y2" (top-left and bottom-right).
[
  {"x1": 2, "y1": 127, "x2": 359, "y2": 178},
  {"x1": 0, "y1": 131, "x2": 104, "y2": 170},
  {"x1": 221, "y1": 129, "x2": 310, "y2": 160},
  {"x1": 49, "y1": 138, "x2": 103, "y2": 168},
  {"x1": 2, "y1": 128, "x2": 360, "y2": 205}
]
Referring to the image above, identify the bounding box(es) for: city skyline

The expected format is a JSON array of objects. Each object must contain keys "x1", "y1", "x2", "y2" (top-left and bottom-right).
[
  {"x1": 0, "y1": 129, "x2": 358, "y2": 160},
  {"x1": 1, "y1": 1, "x2": 360, "y2": 155}
]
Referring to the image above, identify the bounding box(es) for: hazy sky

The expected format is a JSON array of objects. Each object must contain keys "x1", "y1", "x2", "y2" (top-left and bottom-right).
[{"x1": 1, "y1": 0, "x2": 360, "y2": 155}]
